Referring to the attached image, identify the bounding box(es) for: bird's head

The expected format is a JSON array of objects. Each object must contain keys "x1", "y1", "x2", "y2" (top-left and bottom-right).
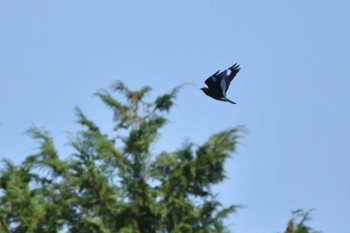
[{"x1": 200, "y1": 87, "x2": 208, "y2": 93}]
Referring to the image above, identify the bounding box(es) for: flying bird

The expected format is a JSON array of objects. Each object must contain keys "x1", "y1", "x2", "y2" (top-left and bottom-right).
[{"x1": 200, "y1": 63, "x2": 240, "y2": 104}]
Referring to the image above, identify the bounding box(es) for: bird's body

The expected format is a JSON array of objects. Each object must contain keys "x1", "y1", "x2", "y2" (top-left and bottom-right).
[{"x1": 200, "y1": 63, "x2": 240, "y2": 104}]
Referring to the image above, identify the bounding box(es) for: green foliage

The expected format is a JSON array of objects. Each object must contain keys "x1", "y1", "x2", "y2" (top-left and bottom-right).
[
  {"x1": 0, "y1": 81, "x2": 243, "y2": 233},
  {"x1": 283, "y1": 209, "x2": 321, "y2": 233}
]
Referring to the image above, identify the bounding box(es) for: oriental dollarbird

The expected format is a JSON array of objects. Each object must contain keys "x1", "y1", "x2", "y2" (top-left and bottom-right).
[{"x1": 200, "y1": 63, "x2": 240, "y2": 104}]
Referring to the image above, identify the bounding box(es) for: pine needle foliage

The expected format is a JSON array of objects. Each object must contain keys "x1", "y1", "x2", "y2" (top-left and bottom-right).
[
  {"x1": 0, "y1": 82, "x2": 243, "y2": 233},
  {"x1": 283, "y1": 209, "x2": 321, "y2": 233}
]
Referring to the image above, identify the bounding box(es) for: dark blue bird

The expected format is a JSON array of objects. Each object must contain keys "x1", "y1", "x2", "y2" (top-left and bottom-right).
[{"x1": 200, "y1": 63, "x2": 240, "y2": 104}]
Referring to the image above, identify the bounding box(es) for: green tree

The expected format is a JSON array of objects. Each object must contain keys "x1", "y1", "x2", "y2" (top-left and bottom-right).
[
  {"x1": 283, "y1": 209, "x2": 320, "y2": 233},
  {"x1": 0, "y1": 81, "x2": 242, "y2": 233}
]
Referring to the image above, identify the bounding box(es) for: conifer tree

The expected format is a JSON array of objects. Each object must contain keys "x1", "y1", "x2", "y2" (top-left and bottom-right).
[
  {"x1": 0, "y1": 82, "x2": 321, "y2": 233},
  {"x1": 0, "y1": 82, "x2": 242, "y2": 233},
  {"x1": 283, "y1": 209, "x2": 320, "y2": 233}
]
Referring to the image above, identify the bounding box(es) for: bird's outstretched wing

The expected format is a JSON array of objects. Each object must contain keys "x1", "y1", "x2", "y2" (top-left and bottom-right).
[
  {"x1": 204, "y1": 70, "x2": 224, "y2": 97},
  {"x1": 219, "y1": 63, "x2": 240, "y2": 96},
  {"x1": 204, "y1": 70, "x2": 221, "y2": 89}
]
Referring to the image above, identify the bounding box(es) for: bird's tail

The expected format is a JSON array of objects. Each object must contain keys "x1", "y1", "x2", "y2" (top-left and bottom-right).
[{"x1": 224, "y1": 97, "x2": 236, "y2": 104}]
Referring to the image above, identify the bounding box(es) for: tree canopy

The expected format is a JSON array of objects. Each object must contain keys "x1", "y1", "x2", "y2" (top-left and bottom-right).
[{"x1": 0, "y1": 82, "x2": 319, "y2": 233}]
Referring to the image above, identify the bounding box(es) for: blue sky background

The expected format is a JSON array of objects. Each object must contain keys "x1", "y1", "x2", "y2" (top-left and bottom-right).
[{"x1": 1, "y1": 1, "x2": 349, "y2": 232}]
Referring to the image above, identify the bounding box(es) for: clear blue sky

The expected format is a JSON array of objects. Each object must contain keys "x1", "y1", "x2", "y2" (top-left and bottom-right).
[{"x1": 1, "y1": 1, "x2": 349, "y2": 232}]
